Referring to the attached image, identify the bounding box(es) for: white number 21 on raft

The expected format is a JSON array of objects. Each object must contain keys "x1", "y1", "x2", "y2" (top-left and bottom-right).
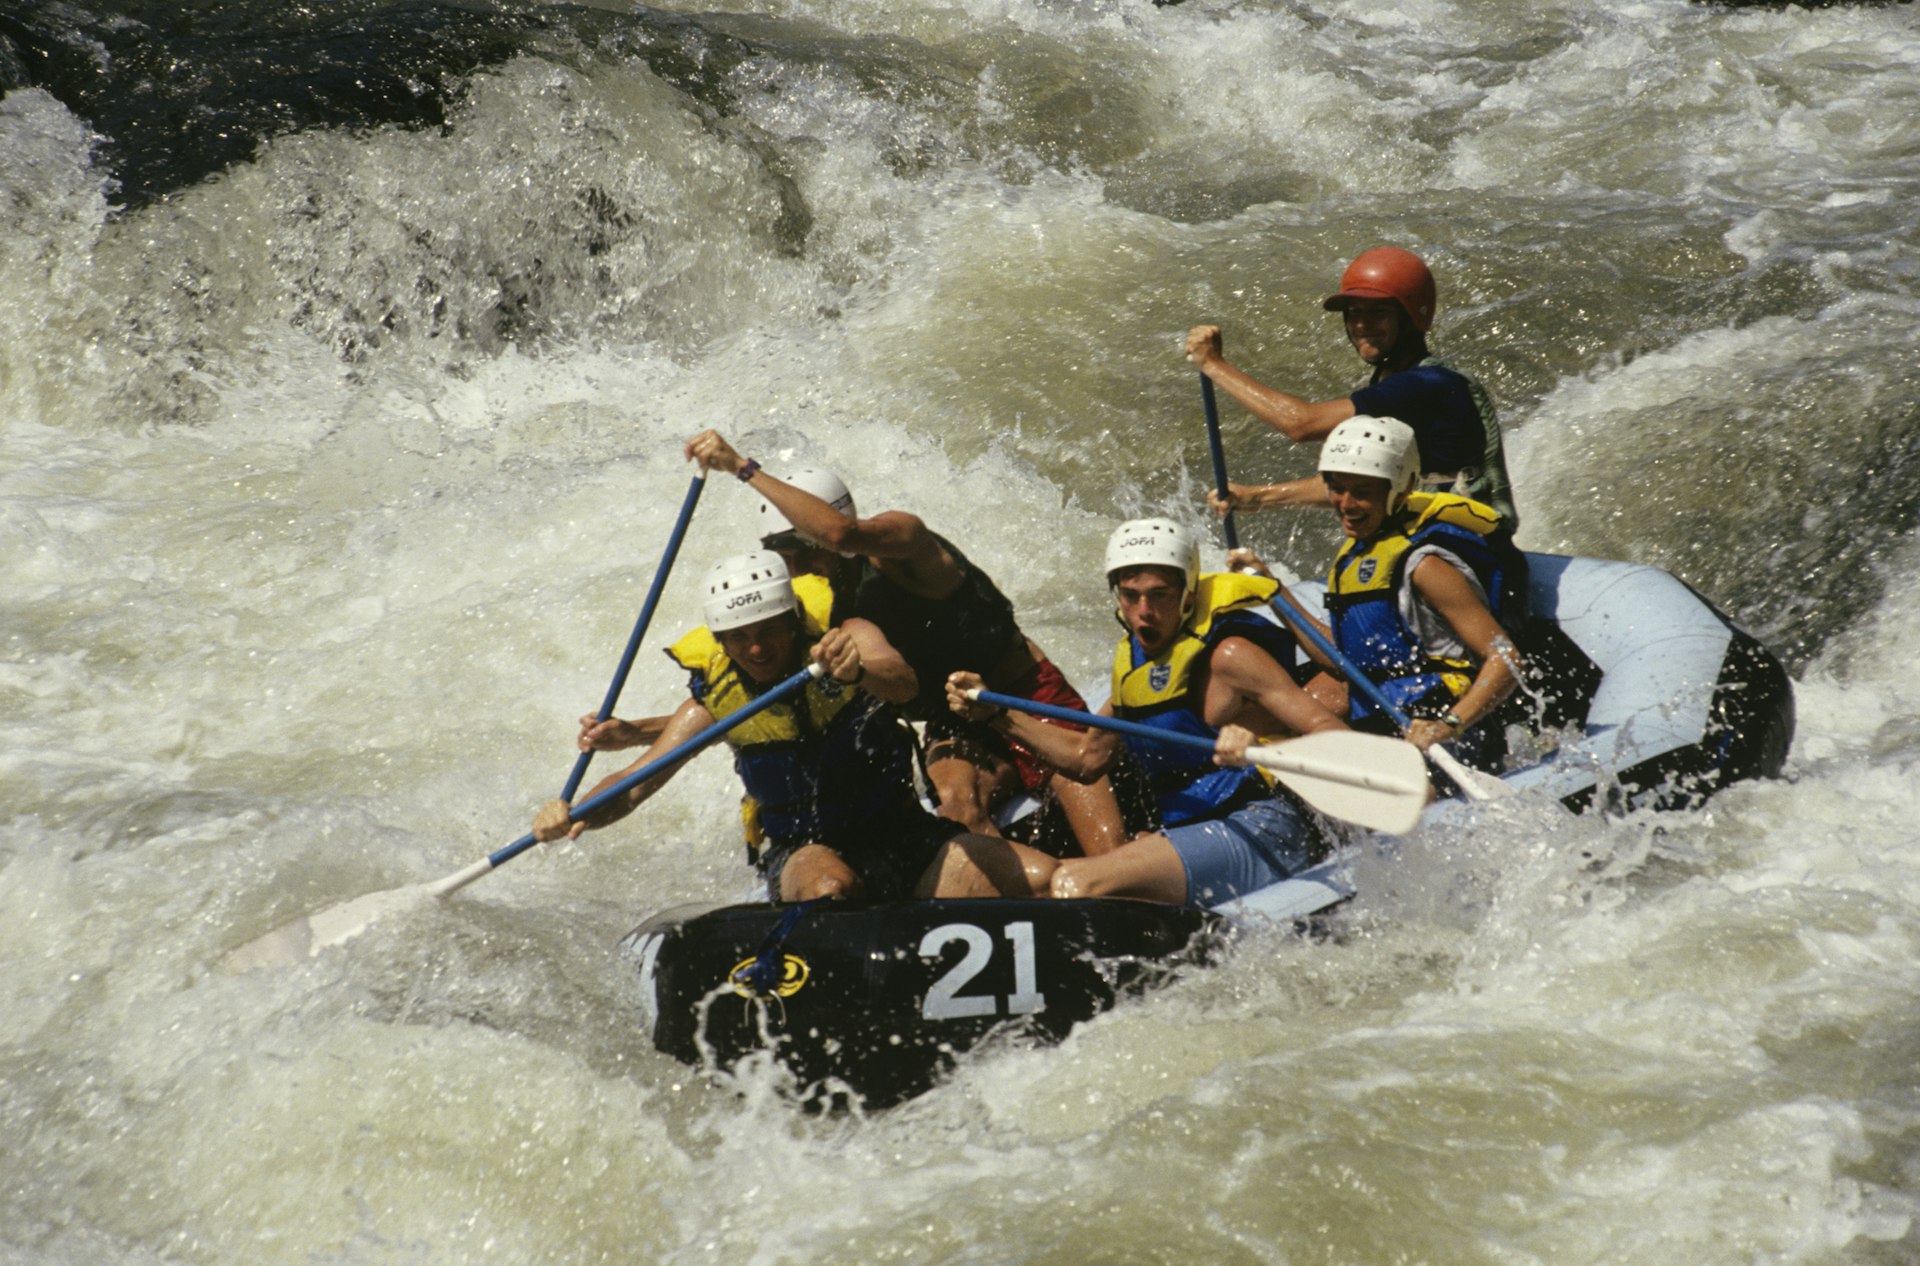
[{"x1": 918, "y1": 921, "x2": 1045, "y2": 1021}]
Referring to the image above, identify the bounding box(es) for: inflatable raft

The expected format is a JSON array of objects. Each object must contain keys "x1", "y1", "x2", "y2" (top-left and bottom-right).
[{"x1": 619, "y1": 552, "x2": 1795, "y2": 1106}]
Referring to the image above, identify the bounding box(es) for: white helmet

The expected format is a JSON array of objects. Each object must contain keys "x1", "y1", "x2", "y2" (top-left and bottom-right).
[
  {"x1": 757, "y1": 465, "x2": 857, "y2": 538},
  {"x1": 1319, "y1": 415, "x2": 1421, "y2": 506},
  {"x1": 1104, "y1": 518, "x2": 1199, "y2": 603},
  {"x1": 703, "y1": 550, "x2": 797, "y2": 634}
]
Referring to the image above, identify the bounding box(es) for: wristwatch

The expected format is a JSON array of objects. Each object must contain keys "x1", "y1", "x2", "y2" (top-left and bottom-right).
[{"x1": 1440, "y1": 709, "x2": 1467, "y2": 732}]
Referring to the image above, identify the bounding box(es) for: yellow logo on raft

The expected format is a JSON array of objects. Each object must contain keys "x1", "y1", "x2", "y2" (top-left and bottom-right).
[{"x1": 728, "y1": 954, "x2": 810, "y2": 998}]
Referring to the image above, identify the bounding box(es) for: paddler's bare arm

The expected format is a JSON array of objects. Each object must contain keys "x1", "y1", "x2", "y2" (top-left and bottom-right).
[
  {"x1": 1224, "y1": 547, "x2": 1276, "y2": 580},
  {"x1": 1405, "y1": 556, "x2": 1523, "y2": 752},
  {"x1": 1215, "y1": 545, "x2": 1344, "y2": 679},
  {"x1": 944, "y1": 670, "x2": 1122, "y2": 783},
  {"x1": 1211, "y1": 723, "x2": 1258, "y2": 768},
  {"x1": 575, "y1": 713, "x2": 671, "y2": 751},
  {"x1": 1204, "y1": 637, "x2": 1349, "y2": 738},
  {"x1": 533, "y1": 697, "x2": 714, "y2": 843},
  {"x1": 683, "y1": 428, "x2": 959, "y2": 593},
  {"x1": 791, "y1": 504, "x2": 951, "y2": 583},
  {"x1": 1185, "y1": 325, "x2": 1354, "y2": 444},
  {"x1": 1243, "y1": 578, "x2": 1342, "y2": 683},
  {"x1": 1207, "y1": 477, "x2": 1331, "y2": 516},
  {"x1": 817, "y1": 620, "x2": 918, "y2": 706}
]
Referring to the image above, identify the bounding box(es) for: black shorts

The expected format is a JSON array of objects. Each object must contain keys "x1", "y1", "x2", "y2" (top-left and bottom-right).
[{"x1": 758, "y1": 807, "x2": 967, "y2": 901}]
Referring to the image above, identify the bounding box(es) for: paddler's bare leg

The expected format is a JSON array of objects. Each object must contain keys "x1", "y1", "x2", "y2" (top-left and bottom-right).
[
  {"x1": 1047, "y1": 771, "x2": 1128, "y2": 856},
  {"x1": 915, "y1": 833, "x2": 1057, "y2": 899},
  {"x1": 1303, "y1": 671, "x2": 1348, "y2": 715},
  {"x1": 776, "y1": 844, "x2": 865, "y2": 902},
  {"x1": 988, "y1": 637, "x2": 1131, "y2": 856},
  {"x1": 925, "y1": 746, "x2": 1017, "y2": 837},
  {"x1": 1050, "y1": 835, "x2": 1187, "y2": 905}
]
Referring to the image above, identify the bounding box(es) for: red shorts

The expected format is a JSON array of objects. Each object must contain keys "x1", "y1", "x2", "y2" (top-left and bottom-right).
[{"x1": 926, "y1": 657, "x2": 1093, "y2": 796}]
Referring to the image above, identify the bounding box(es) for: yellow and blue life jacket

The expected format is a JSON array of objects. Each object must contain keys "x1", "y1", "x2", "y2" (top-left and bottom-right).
[
  {"x1": 665, "y1": 575, "x2": 912, "y2": 850},
  {"x1": 1109, "y1": 572, "x2": 1298, "y2": 826},
  {"x1": 1324, "y1": 491, "x2": 1527, "y2": 724}
]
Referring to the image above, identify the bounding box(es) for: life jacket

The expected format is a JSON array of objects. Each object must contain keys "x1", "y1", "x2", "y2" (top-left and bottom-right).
[
  {"x1": 1419, "y1": 354, "x2": 1517, "y2": 530},
  {"x1": 1324, "y1": 491, "x2": 1527, "y2": 725},
  {"x1": 665, "y1": 575, "x2": 910, "y2": 849},
  {"x1": 1108, "y1": 572, "x2": 1298, "y2": 826}
]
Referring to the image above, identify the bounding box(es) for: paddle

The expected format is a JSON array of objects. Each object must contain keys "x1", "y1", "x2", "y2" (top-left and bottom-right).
[
  {"x1": 561, "y1": 468, "x2": 707, "y2": 802},
  {"x1": 1200, "y1": 373, "x2": 1240, "y2": 550},
  {"x1": 221, "y1": 663, "x2": 824, "y2": 973},
  {"x1": 1265, "y1": 586, "x2": 1514, "y2": 802},
  {"x1": 1195, "y1": 395, "x2": 1503, "y2": 802},
  {"x1": 966, "y1": 688, "x2": 1427, "y2": 835}
]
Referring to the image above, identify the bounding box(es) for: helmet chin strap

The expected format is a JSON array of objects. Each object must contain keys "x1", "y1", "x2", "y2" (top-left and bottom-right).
[{"x1": 1390, "y1": 471, "x2": 1423, "y2": 515}]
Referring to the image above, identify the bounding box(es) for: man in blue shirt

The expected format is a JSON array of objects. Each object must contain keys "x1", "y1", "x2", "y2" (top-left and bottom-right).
[{"x1": 1187, "y1": 246, "x2": 1518, "y2": 530}]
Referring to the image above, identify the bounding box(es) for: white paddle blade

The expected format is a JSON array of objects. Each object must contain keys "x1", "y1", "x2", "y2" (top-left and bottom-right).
[
  {"x1": 1246, "y1": 731, "x2": 1430, "y2": 835},
  {"x1": 1425, "y1": 745, "x2": 1517, "y2": 802},
  {"x1": 219, "y1": 880, "x2": 443, "y2": 974}
]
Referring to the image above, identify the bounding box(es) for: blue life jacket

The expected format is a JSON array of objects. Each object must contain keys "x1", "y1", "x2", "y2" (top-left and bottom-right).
[
  {"x1": 1325, "y1": 492, "x2": 1527, "y2": 724},
  {"x1": 1109, "y1": 572, "x2": 1298, "y2": 826}
]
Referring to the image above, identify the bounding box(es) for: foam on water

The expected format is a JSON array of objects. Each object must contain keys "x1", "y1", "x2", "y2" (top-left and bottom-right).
[{"x1": 5, "y1": 0, "x2": 1920, "y2": 1261}]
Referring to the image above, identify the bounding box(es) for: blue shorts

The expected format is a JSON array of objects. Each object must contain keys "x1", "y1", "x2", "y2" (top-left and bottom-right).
[{"x1": 1163, "y1": 793, "x2": 1326, "y2": 908}]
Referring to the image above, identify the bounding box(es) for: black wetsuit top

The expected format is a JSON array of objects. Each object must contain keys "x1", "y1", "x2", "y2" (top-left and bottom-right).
[{"x1": 839, "y1": 534, "x2": 1022, "y2": 721}]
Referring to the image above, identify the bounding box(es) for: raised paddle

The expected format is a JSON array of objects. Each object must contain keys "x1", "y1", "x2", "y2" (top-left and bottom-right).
[
  {"x1": 561, "y1": 468, "x2": 707, "y2": 802},
  {"x1": 966, "y1": 688, "x2": 1428, "y2": 835},
  {"x1": 1265, "y1": 586, "x2": 1515, "y2": 802},
  {"x1": 221, "y1": 663, "x2": 824, "y2": 973},
  {"x1": 1200, "y1": 373, "x2": 1240, "y2": 550}
]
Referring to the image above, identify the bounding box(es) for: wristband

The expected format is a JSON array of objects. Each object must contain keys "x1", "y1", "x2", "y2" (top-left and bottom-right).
[{"x1": 736, "y1": 458, "x2": 760, "y2": 482}]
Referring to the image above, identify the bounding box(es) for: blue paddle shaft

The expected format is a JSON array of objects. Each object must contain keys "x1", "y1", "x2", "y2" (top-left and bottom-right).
[
  {"x1": 1269, "y1": 587, "x2": 1413, "y2": 731},
  {"x1": 495, "y1": 663, "x2": 818, "y2": 870},
  {"x1": 972, "y1": 688, "x2": 1219, "y2": 759},
  {"x1": 561, "y1": 470, "x2": 707, "y2": 802},
  {"x1": 1200, "y1": 373, "x2": 1239, "y2": 551}
]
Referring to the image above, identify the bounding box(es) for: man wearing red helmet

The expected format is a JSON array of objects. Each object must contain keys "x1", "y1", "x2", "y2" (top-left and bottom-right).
[{"x1": 1187, "y1": 246, "x2": 1518, "y2": 530}]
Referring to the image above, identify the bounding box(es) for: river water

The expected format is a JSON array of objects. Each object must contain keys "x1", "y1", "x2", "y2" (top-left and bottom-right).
[{"x1": 4, "y1": 0, "x2": 1919, "y2": 1262}]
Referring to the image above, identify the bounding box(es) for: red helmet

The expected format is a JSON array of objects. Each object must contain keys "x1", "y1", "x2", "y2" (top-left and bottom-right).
[{"x1": 1322, "y1": 246, "x2": 1437, "y2": 332}]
